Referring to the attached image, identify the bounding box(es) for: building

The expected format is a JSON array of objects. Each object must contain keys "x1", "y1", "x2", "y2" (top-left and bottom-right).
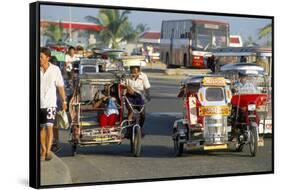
[{"x1": 40, "y1": 20, "x2": 104, "y2": 47}]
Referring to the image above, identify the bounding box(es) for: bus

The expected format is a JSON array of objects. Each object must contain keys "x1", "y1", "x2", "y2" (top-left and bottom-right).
[{"x1": 160, "y1": 19, "x2": 229, "y2": 68}]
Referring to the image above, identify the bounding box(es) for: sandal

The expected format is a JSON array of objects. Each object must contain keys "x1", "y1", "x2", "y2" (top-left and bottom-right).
[{"x1": 45, "y1": 152, "x2": 53, "y2": 161}]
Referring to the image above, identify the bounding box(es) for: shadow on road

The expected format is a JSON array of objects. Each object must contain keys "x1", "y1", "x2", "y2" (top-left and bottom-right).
[{"x1": 56, "y1": 142, "x2": 176, "y2": 158}]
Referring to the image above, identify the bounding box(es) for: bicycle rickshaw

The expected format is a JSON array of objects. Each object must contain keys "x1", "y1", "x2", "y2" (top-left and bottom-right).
[
  {"x1": 220, "y1": 63, "x2": 270, "y2": 156},
  {"x1": 173, "y1": 75, "x2": 233, "y2": 156},
  {"x1": 68, "y1": 67, "x2": 144, "y2": 157}
]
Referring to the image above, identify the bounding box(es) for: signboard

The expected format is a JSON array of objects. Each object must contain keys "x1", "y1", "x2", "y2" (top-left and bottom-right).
[
  {"x1": 202, "y1": 77, "x2": 226, "y2": 86},
  {"x1": 199, "y1": 106, "x2": 230, "y2": 116},
  {"x1": 204, "y1": 24, "x2": 219, "y2": 29}
]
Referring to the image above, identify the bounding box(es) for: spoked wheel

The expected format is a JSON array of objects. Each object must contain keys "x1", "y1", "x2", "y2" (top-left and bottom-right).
[
  {"x1": 71, "y1": 143, "x2": 77, "y2": 156},
  {"x1": 130, "y1": 126, "x2": 142, "y2": 157},
  {"x1": 248, "y1": 126, "x2": 258, "y2": 157},
  {"x1": 236, "y1": 144, "x2": 244, "y2": 152},
  {"x1": 174, "y1": 136, "x2": 184, "y2": 157}
]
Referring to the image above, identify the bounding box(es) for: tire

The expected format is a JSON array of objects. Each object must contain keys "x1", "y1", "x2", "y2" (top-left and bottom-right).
[
  {"x1": 71, "y1": 143, "x2": 77, "y2": 156},
  {"x1": 130, "y1": 134, "x2": 134, "y2": 153},
  {"x1": 132, "y1": 126, "x2": 142, "y2": 157},
  {"x1": 174, "y1": 136, "x2": 184, "y2": 157},
  {"x1": 249, "y1": 126, "x2": 258, "y2": 157},
  {"x1": 166, "y1": 53, "x2": 170, "y2": 68}
]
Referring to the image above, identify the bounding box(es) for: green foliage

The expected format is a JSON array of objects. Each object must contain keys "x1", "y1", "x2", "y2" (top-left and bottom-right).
[
  {"x1": 43, "y1": 22, "x2": 64, "y2": 43},
  {"x1": 258, "y1": 24, "x2": 272, "y2": 39},
  {"x1": 85, "y1": 9, "x2": 145, "y2": 49}
]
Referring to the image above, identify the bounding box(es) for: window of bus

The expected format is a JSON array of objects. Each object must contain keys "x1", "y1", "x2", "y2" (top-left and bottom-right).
[{"x1": 194, "y1": 26, "x2": 228, "y2": 50}]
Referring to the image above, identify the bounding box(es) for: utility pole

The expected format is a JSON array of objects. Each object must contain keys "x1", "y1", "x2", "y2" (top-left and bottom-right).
[{"x1": 69, "y1": 6, "x2": 72, "y2": 42}]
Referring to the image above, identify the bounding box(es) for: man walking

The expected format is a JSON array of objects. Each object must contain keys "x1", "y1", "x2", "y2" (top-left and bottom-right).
[{"x1": 40, "y1": 47, "x2": 67, "y2": 161}]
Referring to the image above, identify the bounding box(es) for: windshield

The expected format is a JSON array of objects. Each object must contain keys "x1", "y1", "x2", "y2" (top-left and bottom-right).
[
  {"x1": 205, "y1": 88, "x2": 224, "y2": 101},
  {"x1": 233, "y1": 76, "x2": 260, "y2": 94},
  {"x1": 194, "y1": 27, "x2": 228, "y2": 50},
  {"x1": 82, "y1": 66, "x2": 97, "y2": 74}
]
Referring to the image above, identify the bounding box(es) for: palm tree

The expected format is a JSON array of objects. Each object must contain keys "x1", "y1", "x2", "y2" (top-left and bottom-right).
[
  {"x1": 43, "y1": 21, "x2": 64, "y2": 43},
  {"x1": 258, "y1": 23, "x2": 272, "y2": 39},
  {"x1": 85, "y1": 9, "x2": 140, "y2": 49},
  {"x1": 135, "y1": 23, "x2": 150, "y2": 34},
  {"x1": 258, "y1": 23, "x2": 272, "y2": 47}
]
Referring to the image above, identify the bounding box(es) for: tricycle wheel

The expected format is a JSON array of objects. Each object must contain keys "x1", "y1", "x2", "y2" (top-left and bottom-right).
[
  {"x1": 249, "y1": 126, "x2": 258, "y2": 157},
  {"x1": 130, "y1": 136, "x2": 133, "y2": 153},
  {"x1": 131, "y1": 126, "x2": 142, "y2": 157},
  {"x1": 236, "y1": 144, "x2": 243, "y2": 152},
  {"x1": 174, "y1": 136, "x2": 184, "y2": 157},
  {"x1": 71, "y1": 143, "x2": 77, "y2": 156}
]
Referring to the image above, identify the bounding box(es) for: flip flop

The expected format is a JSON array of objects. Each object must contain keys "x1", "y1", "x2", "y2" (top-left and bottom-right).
[{"x1": 45, "y1": 152, "x2": 53, "y2": 161}]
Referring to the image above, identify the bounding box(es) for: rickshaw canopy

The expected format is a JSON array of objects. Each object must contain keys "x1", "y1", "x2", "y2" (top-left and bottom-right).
[
  {"x1": 220, "y1": 63, "x2": 265, "y2": 76},
  {"x1": 181, "y1": 75, "x2": 231, "y2": 86}
]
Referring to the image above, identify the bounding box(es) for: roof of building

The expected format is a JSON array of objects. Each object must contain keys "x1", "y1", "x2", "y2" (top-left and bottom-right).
[
  {"x1": 139, "y1": 32, "x2": 161, "y2": 40},
  {"x1": 40, "y1": 20, "x2": 104, "y2": 31}
]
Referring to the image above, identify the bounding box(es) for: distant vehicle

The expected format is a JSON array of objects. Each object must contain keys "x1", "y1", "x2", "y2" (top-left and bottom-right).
[
  {"x1": 160, "y1": 19, "x2": 230, "y2": 68},
  {"x1": 212, "y1": 47, "x2": 272, "y2": 75},
  {"x1": 131, "y1": 48, "x2": 142, "y2": 56},
  {"x1": 131, "y1": 47, "x2": 160, "y2": 63}
]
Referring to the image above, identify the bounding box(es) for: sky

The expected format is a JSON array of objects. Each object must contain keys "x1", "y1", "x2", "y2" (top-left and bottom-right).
[{"x1": 41, "y1": 5, "x2": 272, "y2": 44}]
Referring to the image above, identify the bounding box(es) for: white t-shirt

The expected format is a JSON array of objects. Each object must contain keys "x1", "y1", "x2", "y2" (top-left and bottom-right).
[
  {"x1": 126, "y1": 72, "x2": 151, "y2": 94},
  {"x1": 40, "y1": 63, "x2": 64, "y2": 108},
  {"x1": 65, "y1": 54, "x2": 80, "y2": 71},
  {"x1": 65, "y1": 54, "x2": 80, "y2": 63}
]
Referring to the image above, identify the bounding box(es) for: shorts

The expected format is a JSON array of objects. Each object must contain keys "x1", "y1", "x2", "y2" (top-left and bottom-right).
[
  {"x1": 99, "y1": 113, "x2": 119, "y2": 127},
  {"x1": 40, "y1": 108, "x2": 57, "y2": 128},
  {"x1": 126, "y1": 92, "x2": 144, "y2": 106}
]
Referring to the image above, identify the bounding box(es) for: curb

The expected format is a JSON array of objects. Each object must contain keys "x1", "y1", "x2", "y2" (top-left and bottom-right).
[
  {"x1": 165, "y1": 68, "x2": 211, "y2": 76},
  {"x1": 40, "y1": 153, "x2": 72, "y2": 186}
]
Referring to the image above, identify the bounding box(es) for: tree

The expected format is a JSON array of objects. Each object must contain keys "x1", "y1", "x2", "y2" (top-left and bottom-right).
[
  {"x1": 258, "y1": 23, "x2": 272, "y2": 39},
  {"x1": 85, "y1": 9, "x2": 141, "y2": 49},
  {"x1": 258, "y1": 23, "x2": 272, "y2": 47},
  {"x1": 43, "y1": 21, "x2": 64, "y2": 43},
  {"x1": 135, "y1": 23, "x2": 150, "y2": 34}
]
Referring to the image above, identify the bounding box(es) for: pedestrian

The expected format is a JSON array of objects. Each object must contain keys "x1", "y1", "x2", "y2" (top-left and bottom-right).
[
  {"x1": 207, "y1": 55, "x2": 216, "y2": 72},
  {"x1": 240, "y1": 56, "x2": 247, "y2": 63},
  {"x1": 65, "y1": 46, "x2": 79, "y2": 79},
  {"x1": 40, "y1": 47, "x2": 67, "y2": 161}
]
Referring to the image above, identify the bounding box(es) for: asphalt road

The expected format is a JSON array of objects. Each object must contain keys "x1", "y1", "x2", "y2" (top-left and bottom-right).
[{"x1": 56, "y1": 70, "x2": 272, "y2": 184}]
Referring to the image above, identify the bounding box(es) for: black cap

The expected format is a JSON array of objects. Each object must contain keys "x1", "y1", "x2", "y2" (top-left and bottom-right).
[{"x1": 238, "y1": 71, "x2": 247, "y2": 77}]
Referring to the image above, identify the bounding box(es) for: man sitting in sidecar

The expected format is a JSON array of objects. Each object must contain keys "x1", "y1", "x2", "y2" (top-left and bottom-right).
[{"x1": 233, "y1": 72, "x2": 258, "y2": 94}]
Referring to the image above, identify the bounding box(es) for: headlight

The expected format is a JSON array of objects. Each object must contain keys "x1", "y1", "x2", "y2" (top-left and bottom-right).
[{"x1": 248, "y1": 104, "x2": 256, "y2": 111}]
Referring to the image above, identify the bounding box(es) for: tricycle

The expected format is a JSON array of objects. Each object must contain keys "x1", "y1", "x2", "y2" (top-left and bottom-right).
[
  {"x1": 220, "y1": 62, "x2": 270, "y2": 156},
  {"x1": 68, "y1": 70, "x2": 144, "y2": 157},
  {"x1": 173, "y1": 75, "x2": 233, "y2": 156}
]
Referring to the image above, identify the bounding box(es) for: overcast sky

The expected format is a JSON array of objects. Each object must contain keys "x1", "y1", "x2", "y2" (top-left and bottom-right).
[{"x1": 41, "y1": 5, "x2": 272, "y2": 44}]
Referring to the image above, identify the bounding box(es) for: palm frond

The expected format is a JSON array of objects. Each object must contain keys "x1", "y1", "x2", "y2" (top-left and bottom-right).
[
  {"x1": 84, "y1": 16, "x2": 102, "y2": 25},
  {"x1": 258, "y1": 24, "x2": 272, "y2": 39}
]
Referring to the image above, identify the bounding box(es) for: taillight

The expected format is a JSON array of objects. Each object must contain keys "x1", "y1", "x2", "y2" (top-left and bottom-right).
[{"x1": 192, "y1": 55, "x2": 204, "y2": 67}]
